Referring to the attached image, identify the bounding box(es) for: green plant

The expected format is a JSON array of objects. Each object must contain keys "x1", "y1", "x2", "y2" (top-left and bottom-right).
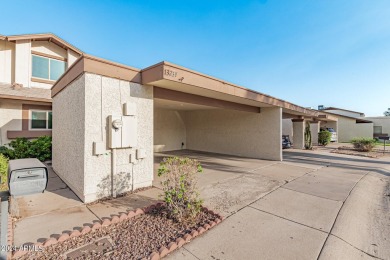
[
  {"x1": 318, "y1": 130, "x2": 332, "y2": 146},
  {"x1": 0, "y1": 136, "x2": 52, "y2": 162},
  {"x1": 351, "y1": 138, "x2": 376, "y2": 152},
  {"x1": 304, "y1": 121, "x2": 312, "y2": 149},
  {"x1": 158, "y1": 157, "x2": 203, "y2": 223},
  {"x1": 0, "y1": 154, "x2": 8, "y2": 191}
]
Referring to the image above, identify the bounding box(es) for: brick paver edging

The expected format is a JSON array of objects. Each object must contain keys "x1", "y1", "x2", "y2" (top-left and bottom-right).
[{"x1": 12, "y1": 203, "x2": 224, "y2": 259}]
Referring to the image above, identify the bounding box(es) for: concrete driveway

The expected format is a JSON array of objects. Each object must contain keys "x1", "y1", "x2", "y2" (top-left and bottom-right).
[{"x1": 156, "y1": 149, "x2": 390, "y2": 260}]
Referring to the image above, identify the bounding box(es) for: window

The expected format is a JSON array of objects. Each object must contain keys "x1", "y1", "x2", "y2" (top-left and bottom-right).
[
  {"x1": 32, "y1": 55, "x2": 66, "y2": 81},
  {"x1": 30, "y1": 110, "x2": 52, "y2": 130}
]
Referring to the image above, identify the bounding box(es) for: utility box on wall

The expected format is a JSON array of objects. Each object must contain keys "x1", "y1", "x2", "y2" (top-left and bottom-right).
[{"x1": 108, "y1": 115, "x2": 138, "y2": 149}]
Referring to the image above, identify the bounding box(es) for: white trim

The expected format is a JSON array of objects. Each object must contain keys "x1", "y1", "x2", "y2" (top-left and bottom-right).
[{"x1": 29, "y1": 109, "x2": 52, "y2": 130}]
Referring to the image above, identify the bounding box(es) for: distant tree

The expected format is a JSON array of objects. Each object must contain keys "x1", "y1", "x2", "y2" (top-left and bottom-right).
[{"x1": 384, "y1": 108, "x2": 390, "y2": 117}]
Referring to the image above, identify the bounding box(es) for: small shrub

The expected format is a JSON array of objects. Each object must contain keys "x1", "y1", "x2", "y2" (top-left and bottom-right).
[
  {"x1": 0, "y1": 154, "x2": 8, "y2": 191},
  {"x1": 351, "y1": 138, "x2": 376, "y2": 152},
  {"x1": 318, "y1": 130, "x2": 332, "y2": 146},
  {"x1": 0, "y1": 136, "x2": 52, "y2": 162},
  {"x1": 158, "y1": 157, "x2": 203, "y2": 223}
]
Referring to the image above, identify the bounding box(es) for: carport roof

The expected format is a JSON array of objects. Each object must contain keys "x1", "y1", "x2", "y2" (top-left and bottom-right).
[{"x1": 52, "y1": 55, "x2": 318, "y2": 117}]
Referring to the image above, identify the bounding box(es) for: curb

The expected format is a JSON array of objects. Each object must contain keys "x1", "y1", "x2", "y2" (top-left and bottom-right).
[{"x1": 12, "y1": 203, "x2": 223, "y2": 259}]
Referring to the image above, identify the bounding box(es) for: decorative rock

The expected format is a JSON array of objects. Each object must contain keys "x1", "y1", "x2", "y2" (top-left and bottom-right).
[
  {"x1": 197, "y1": 227, "x2": 206, "y2": 234},
  {"x1": 92, "y1": 222, "x2": 102, "y2": 230},
  {"x1": 57, "y1": 233, "x2": 70, "y2": 242},
  {"x1": 13, "y1": 250, "x2": 28, "y2": 258},
  {"x1": 159, "y1": 246, "x2": 169, "y2": 257},
  {"x1": 150, "y1": 252, "x2": 160, "y2": 260},
  {"x1": 43, "y1": 237, "x2": 57, "y2": 247},
  {"x1": 176, "y1": 237, "x2": 185, "y2": 248},
  {"x1": 183, "y1": 234, "x2": 192, "y2": 242},
  {"x1": 111, "y1": 216, "x2": 120, "y2": 224},
  {"x1": 135, "y1": 208, "x2": 144, "y2": 215},
  {"x1": 204, "y1": 223, "x2": 211, "y2": 230},
  {"x1": 81, "y1": 226, "x2": 91, "y2": 235},
  {"x1": 119, "y1": 213, "x2": 128, "y2": 221},
  {"x1": 102, "y1": 219, "x2": 111, "y2": 226},
  {"x1": 208, "y1": 209, "x2": 215, "y2": 215},
  {"x1": 70, "y1": 230, "x2": 81, "y2": 238},
  {"x1": 127, "y1": 211, "x2": 136, "y2": 219},
  {"x1": 144, "y1": 204, "x2": 155, "y2": 213},
  {"x1": 167, "y1": 242, "x2": 178, "y2": 252},
  {"x1": 190, "y1": 229, "x2": 199, "y2": 238}
]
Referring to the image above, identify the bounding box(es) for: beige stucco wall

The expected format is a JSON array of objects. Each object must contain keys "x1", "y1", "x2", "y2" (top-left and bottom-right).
[
  {"x1": 337, "y1": 117, "x2": 373, "y2": 142},
  {"x1": 154, "y1": 108, "x2": 186, "y2": 152},
  {"x1": 53, "y1": 73, "x2": 153, "y2": 203},
  {"x1": 184, "y1": 107, "x2": 282, "y2": 160},
  {"x1": 15, "y1": 40, "x2": 31, "y2": 88},
  {"x1": 292, "y1": 120, "x2": 305, "y2": 149},
  {"x1": 0, "y1": 100, "x2": 22, "y2": 145},
  {"x1": 366, "y1": 117, "x2": 390, "y2": 135},
  {"x1": 282, "y1": 119, "x2": 293, "y2": 137},
  {"x1": 0, "y1": 39, "x2": 15, "y2": 84},
  {"x1": 52, "y1": 74, "x2": 86, "y2": 199}
]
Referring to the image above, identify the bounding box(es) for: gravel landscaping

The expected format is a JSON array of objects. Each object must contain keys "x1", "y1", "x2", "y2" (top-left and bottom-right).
[
  {"x1": 15, "y1": 204, "x2": 222, "y2": 260},
  {"x1": 331, "y1": 146, "x2": 390, "y2": 158}
]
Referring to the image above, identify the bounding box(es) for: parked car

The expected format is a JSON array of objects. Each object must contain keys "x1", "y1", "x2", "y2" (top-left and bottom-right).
[
  {"x1": 321, "y1": 127, "x2": 337, "y2": 142},
  {"x1": 282, "y1": 135, "x2": 291, "y2": 149}
]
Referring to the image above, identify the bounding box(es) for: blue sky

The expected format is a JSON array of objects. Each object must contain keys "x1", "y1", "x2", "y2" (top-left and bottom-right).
[{"x1": 1, "y1": 0, "x2": 389, "y2": 116}]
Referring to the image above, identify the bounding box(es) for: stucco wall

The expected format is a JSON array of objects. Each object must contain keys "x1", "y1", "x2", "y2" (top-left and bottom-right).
[
  {"x1": 52, "y1": 74, "x2": 86, "y2": 199},
  {"x1": 184, "y1": 107, "x2": 282, "y2": 160},
  {"x1": 366, "y1": 117, "x2": 390, "y2": 135},
  {"x1": 337, "y1": 117, "x2": 373, "y2": 142},
  {"x1": 154, "y1": 108, "x2": 186, "y2": 152},
  {"x1": 282, "y1": 119, "x2": 293, "y2": 137},
  {"x1": 0, "y1": 39, "x2": 15, "y2": 84},
  {"x1": 15, "y1": 40, "x2": 31, "y2": 88},
  {"x1": 53, "y1": 72, "x2": 153, "y2": 203},
  {"x1": 0, "y1": 101, "x2": 22, "y2": 145}
]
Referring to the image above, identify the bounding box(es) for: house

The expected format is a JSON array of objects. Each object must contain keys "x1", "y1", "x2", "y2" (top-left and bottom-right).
[
  {"x1": 318, "y1": 106, "x2": 373, "y2": 142},
  {"x1": 365, "y1": 116, "x2": 390, "y2": 138},
  {"x1": 0, "y1": 33, "x2": 82, "y2": 145},
  {"x1": 52, "y1": 55, "x2": 323, "y2": 202}
]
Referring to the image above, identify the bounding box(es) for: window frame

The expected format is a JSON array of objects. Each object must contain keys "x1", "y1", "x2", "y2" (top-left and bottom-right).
[
  {"x1": 31, "y1": 54, "x2": 67, "y2": 81},
  {"x1": 29, "y1": 110, "x2": 53, "y2": 130}
]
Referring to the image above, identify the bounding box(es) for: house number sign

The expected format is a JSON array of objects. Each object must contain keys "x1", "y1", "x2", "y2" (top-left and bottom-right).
[{"x1": 164, "y1": 69, "x2": 177, "y2": 78}]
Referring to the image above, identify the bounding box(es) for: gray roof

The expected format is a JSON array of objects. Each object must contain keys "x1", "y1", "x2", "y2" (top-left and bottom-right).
[{"x1": 0, "y1": 83, "x2": 51, "y2": 102}]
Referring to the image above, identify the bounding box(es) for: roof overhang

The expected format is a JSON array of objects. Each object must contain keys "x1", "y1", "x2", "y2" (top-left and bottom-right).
[
  {"x1": 52, "y1": 55, "x2": 141, "y2": 97},
  {"x1": 6, "y1": 33, "x2": 83, "y2": 55},
  {"x1": 142, "y1": 61, "x2": 318, "y2": 117},
  {"x1": 0, "y1": 35, "x2": 5, "y2": 41}
]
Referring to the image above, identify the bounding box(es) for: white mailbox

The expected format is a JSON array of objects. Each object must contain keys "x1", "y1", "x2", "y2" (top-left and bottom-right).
[{"x1": 8, "y1": 158, "x2": 48, "y2": 196}]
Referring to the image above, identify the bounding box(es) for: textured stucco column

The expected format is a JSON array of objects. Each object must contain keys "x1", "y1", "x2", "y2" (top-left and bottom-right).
[
  {"x1": 292, "y1": 119, "x2": 305, "y2": 149},
  {"x1": 310, "y1": 121, "x2": 320, "y2": 145}
]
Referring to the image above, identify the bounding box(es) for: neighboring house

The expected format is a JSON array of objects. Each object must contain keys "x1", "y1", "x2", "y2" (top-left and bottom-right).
[
  {"x1": 0, "y1": 33, "x2": 82, "y2": 145},
  {"x1": 318, "y1": 106, "x2": 373, "y2": 142},
  {"x1": 365, "y1": 117, "x2": 390, "y2": 138}
]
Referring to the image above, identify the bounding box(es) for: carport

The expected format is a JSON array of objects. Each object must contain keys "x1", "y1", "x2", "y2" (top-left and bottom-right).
[
  {"x1": 51, "y1": 56, "x2": 318, "y2": 203},
  {"x1": 142, "y1": 62, "x2": 318, "y2": 161}
]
